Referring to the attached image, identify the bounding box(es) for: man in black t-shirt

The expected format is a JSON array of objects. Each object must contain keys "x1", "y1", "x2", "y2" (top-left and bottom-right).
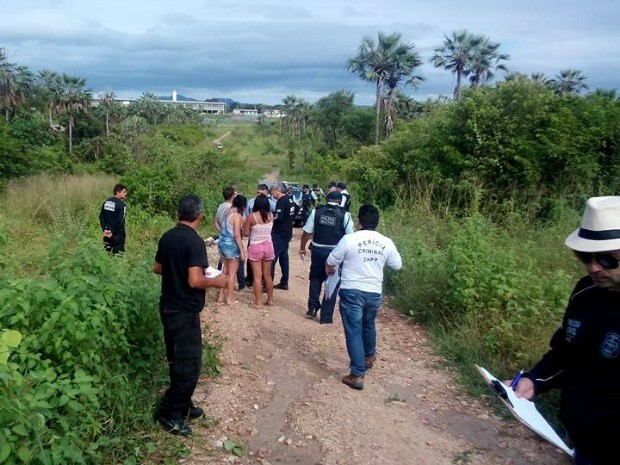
[
  {"x1": 270, "y1": 182, "x2": 295, "y2": 290},
  {"x1": 99, "y1": 184, "x2": 127, "y2": 254},
  {"x1": 153, "y1": 194, "x2": 227, "y2": 436}
]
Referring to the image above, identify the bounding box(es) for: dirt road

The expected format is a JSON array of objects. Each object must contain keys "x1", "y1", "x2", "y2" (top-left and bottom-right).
[{"x1": 183, "y1": 229, "x2": 572, "y2": 465}]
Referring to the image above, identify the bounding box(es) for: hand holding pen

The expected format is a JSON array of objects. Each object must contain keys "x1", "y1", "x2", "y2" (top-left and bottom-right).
[{"x1": 509, "y1": 369, "x2": 524, "y2": 390}]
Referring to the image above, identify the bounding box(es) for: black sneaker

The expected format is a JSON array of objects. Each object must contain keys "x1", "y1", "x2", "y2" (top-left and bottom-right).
[
  {"x1": 306, "y1": 308, "x2": 317, "y2": 318},
  {"x1": 274, "y1": 283, "x2": 288, "y2": 290},
  {"x1": 156, "y1": 416, "x2": 192, "y2": 436}
]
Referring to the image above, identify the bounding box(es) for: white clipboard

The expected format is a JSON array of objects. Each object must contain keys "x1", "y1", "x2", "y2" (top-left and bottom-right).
[
  {"x1": 324, "y1": 267, "x2": 340, "y2": 300},
  {"x1": 475, "y1": 365, "x2": 574, "y2": 457}
]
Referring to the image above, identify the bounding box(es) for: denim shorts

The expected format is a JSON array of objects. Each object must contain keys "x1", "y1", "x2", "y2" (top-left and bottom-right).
[
  {"x1": 248, "y1": 240, "x2": 275, "y2": 261},
  {"x1": 218, "y1": 237, "x2": 240, "y2": 259}
]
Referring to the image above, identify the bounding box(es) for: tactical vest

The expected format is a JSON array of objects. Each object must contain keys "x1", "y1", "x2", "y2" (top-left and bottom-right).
[{"x1": 313, "y1": 204, "x2": 346, "y2": 246}]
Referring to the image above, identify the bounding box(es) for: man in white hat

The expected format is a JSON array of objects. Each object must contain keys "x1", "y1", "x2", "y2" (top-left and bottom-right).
[{"x1": 509, "y1": 196, "x2": 620, "y2": 465}]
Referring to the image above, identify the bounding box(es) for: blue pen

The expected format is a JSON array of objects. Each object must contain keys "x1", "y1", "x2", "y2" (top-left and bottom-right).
[{"x1": 510, "y1": 369, "x2": 524, "y2": 390}]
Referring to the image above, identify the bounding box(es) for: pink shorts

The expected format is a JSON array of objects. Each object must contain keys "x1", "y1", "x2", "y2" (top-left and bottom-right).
[{"x1": 248, "y1": 240, "x2": 275, "y2": 261}]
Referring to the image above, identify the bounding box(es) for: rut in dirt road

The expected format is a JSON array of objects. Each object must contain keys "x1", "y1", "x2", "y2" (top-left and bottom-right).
[{"x1": 176, "y1": 230, "x2": 572, "y2": 465}]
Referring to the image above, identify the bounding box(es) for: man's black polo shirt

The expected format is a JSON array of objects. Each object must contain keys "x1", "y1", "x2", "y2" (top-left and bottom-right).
[{"x1": 155, "y1": 223, "x2": 209, "y2": 313}]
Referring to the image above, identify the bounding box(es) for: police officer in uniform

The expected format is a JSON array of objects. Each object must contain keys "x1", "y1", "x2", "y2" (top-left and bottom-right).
[
  {"x1": 271, "y1": 182, "x2": 296, "y2": 290},
  {"x1": 99, "y1": 184, "x2": 127, "y2": 254},
  {"x1": 299, "y1": 190, "x2": 354, "y2": 323},
  {"x1": 336, "y1": 182, "x2": 352, "y2": 212}
]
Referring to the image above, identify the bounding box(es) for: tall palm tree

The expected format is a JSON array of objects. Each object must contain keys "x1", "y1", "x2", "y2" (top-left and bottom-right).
[
  {"x1": 347, "y1": 31, "x2": 423, "y2": 144},
  {"x1": 0, "y1": 48, "x2": 35, "y2": 121},
  {"x1": 54, "y1": 74, "x2": 91, "y2": 155},
  {"x1": 38, "y1": 69, "x2": 61, "y2": 127},
  {"x1": 549, "y1": 69, "x2": 589, "y2": 95},
  {"x1": 382, "y1": 51, "x2": 424, "y2": 139},
  {"x1": 99, "y1": 89, "x2": 117, "y2": 137},
  {"x1": 430, "y1": 30, "x2": 485, "y2": 100},
  {"x1": 467, "y1": 38, "x2": 510, "y2": 87}
]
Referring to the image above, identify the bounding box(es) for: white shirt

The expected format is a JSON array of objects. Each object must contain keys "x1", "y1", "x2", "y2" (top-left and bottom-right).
[
  {"x1": 340, "y1": 189, "x2": 350, "y2": 208},
  {"x1": 326, "y1": 229, "x2": 402, "y2": 294}
]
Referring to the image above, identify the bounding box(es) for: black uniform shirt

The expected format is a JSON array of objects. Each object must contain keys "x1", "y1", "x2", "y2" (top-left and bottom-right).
[
  {"x1": 527, "y1": 276, "x2": 620, "y2": 451},
  {"x1": 272, "y1": 196, "x2": 295, "y2": 239},
  {"x1": 155, "y1": 223, "x2": 209, "y2": 313},
  {"x1": 99, "y1": 196, "x2": 126, "y2": 233}
]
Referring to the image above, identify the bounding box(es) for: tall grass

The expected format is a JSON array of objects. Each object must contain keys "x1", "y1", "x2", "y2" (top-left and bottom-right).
[
  {"x1": 382, "y1": 179, "x2": 583, "y2": 384},
  {"x1": 0, "y1": 173, "x2": 116, "y2": 275},
  {"x1": 0, "y1": 173, "x2": 219, "y2": 464}
]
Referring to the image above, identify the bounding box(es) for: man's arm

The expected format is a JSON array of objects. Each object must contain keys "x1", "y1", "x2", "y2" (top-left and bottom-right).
[
  {"x1": 343, "y1": 212, "x2": 355, "y2": 234},
  {"x1": 153, "y1": 262, "x2": 162, "y2": 275},
  {"x1": 325, "y1": 237, "x2": 346, "y2": 275},
  {"x1": 386, "y1": 242, "x2": 403, "y2": 270},
  {"x1": 300, "y1": 231, "x2": 312, "y2": 259}
]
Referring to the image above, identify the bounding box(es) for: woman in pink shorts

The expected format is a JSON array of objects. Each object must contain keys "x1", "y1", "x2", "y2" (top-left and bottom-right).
[{"x1": 243, "y1": 195, "x2": 274, "y2": 307}]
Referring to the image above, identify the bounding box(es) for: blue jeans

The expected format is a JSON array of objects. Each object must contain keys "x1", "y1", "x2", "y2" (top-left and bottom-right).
[{"x1": 338, "y1": 288, "x2": 382, "y2": 377}]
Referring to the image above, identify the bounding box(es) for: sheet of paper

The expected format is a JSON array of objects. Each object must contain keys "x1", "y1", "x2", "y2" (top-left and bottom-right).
[
  {"x1": 475, "y1": 365, "x2": 574, "y2": 457},
  {"x1": 204, "y1": 266, "x2": 222, "y2": 277},
  {"x1": 324, "y1": 267, "x2": 340, "y2": 300}
]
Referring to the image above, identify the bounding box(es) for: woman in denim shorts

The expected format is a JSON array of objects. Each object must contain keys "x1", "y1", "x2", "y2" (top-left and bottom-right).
[{"x1": 219, "y1": 195, "x2": 247, "y2": 304}]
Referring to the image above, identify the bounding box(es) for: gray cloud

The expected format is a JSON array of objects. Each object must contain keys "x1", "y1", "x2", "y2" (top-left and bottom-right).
[{"x1": 2, "y1": 0, "x2": 619, "y2": 104}]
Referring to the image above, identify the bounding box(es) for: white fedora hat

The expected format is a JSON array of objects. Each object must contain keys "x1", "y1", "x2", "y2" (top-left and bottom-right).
[{"x1": 565, "y1": 196, "x2": 620, "y2": 252}]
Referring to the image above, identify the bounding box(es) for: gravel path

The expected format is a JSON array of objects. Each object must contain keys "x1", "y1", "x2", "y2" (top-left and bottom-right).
[{"x1": 177, "y1": 229, "x2": 572, "y2": 465}]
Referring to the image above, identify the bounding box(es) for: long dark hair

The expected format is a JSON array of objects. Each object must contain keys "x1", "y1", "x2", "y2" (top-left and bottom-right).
[
  {"x1": 232, "y1": 194, "x2": 247, "y2": 214},
  {"x1": 253, "y1": 195, "x2": 271, "y2": 222}
]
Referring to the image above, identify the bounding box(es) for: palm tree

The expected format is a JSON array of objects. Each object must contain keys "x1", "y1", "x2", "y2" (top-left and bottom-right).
[
  {"x1": 0, "y1": 48, "x2": 35, "y2": 121},
  {"x1": 99, "y1": 89, "x2": 117, "y2": 137},
  {"x1": 467, "y1": 38, "x2": 510, "y2": 87},
  {"x1": 430, "y1": 30, "x2": 485, "y2": 100},
  {"x1": 38, "y1": 69, "x2": 61, "y2": 127},
  {"x1": 54, "y1": 74, "x2": 91, "y2": 155},
  {"x1": 347, "y1": 31, "x2": 423, "y2": 144},
  {"x1": 549, "y1": 69, "x2": 589, "y2": 95},
  {"x1": 382, "y1": 52, "x2": 424, "y2": 139},
  {"x1": 132, "y1": 92, "x2": 160, "y2": 125}
]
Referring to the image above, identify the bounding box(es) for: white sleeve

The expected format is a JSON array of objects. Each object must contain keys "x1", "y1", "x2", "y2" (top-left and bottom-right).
[
  {"x1": 386, "y1": 240, "x2": 403, "y2": 271},
  {"x1": 343, "y1": 213, "x2": 355, "y2": 234},
  {"x1": 302, "y1": 210, "x2": 315, "y2": 234},
  {"x1": 326, "y1": 236, "x2": 347, "y2": 267}
]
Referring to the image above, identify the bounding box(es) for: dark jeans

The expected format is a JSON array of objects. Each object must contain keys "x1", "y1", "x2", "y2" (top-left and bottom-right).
[
  {"x1": 237, "y1": 258, "x2": 246, "y2": 288},
  {"x1": 103, "y1": 230, "x2": 125, "y2": 255},
  {"x1": 308, "y1": 246, "x2": 338, "y2": 323},
  {"x1": 271, "y1": 234, "x2": 291, "y2": 286},
  {"x1": 157, "y1": 310, "x2": 202, "y2": 421}
]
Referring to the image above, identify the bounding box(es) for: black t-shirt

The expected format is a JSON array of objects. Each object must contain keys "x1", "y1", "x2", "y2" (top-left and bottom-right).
[
  {"x1": 155, "y1": 223, "x2": 209, "y2": 313},
  {"x1": 272, "y1": 196, "x2": 295, "y2": 238}
]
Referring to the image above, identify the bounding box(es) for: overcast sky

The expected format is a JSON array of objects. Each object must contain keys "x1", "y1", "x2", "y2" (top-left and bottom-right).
[{"x1": 3, "y1": 0, "x2": 619, "y2": 105}]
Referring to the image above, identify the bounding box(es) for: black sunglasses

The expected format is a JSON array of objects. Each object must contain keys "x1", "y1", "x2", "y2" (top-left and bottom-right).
[{"x1": 574, "y1": 251, "x2": 620, "y2": 270}]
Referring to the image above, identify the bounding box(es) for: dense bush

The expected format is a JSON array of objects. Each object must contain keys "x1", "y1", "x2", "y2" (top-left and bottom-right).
[{"x1": 0, "y1": 240, "x2": 163, "y2": 464}]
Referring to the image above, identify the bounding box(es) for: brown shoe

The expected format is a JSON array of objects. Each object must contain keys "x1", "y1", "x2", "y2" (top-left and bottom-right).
[
  {"x1": 365, "y1": 355, "x2": 376, "y2": 370},
  {"x1": 342, "y1": 373, "x2": 364, "y2": 390}
]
